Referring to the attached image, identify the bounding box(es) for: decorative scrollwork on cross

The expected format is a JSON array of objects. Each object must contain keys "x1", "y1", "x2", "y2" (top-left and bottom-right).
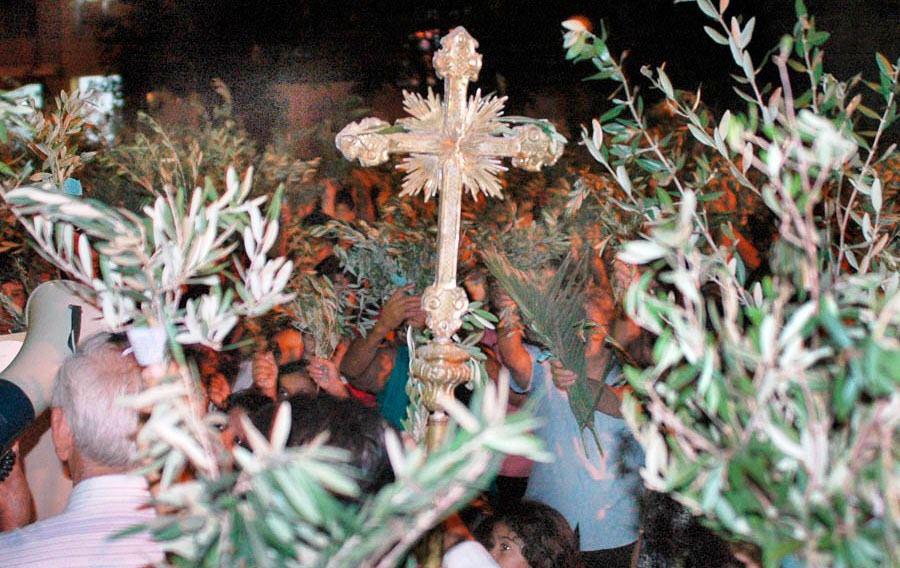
[{"x1": 422, "y1": 285, "x2": 468, "y2": 342}]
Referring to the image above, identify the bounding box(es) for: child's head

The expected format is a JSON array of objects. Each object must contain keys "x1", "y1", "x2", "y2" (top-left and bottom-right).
[{"x1": 476, "y1": 500, "x2": 583, "y2": 568}]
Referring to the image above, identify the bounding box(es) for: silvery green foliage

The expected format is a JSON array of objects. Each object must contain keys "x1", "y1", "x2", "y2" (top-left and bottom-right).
[
  {"x1": 310, "y1": 218, "x2": 437, "y2": 333},
  {"x1": 0, "y1": 88, "x2": 35, "y2": 172},
  {"x1": 564, "y1": 1, "x2": 898, "y2": 566},
  {"x1": 286, "y1": 272, "x2": 349, "y2": 359},
  {"x1": 124, "y1": 371, "x2": 548, "y2": 567},
  {"x1": 6, "y1": 166, "x2": 292, "y2": 344},
  {"x1": 5, "y1": 163, "x2": 295, "y2": 493},
  {"x1": 2, "y1": 97, "x2": 547, "y2": 567},
  {"x1": 473, "y1": 211, "x2": 572, "y2": 273},
  {"x1": 0, "y1": 89, "x2": 95, "y2": 187}
]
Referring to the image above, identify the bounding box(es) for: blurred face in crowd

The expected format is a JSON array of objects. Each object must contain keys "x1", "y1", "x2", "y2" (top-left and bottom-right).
[
  {"x1": 274, "y1": 329, "x2": 304, "y2": 366},
  {"x1": 1, "y1": 280, "x2": 26, "y2": 309},
  {"x1": 276, "y1": 332, "x2": 318, "y2": 398},
  {"x1": 335, "y1": 202, "x2": 356, "y2": 222},
  {"x1": 488, "y1": 523, "x2": 529, "y2": 568},
  {"x1": 279, "y1": 370, "x2": 317, "y2": 398}
]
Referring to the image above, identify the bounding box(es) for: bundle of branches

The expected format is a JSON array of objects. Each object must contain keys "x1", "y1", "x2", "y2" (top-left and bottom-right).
[
  {"x1": 280, "y1": 219, "x2": 331, "y2": 274},
  {"x1": 471, "y1": 210, "x2": 571, "y2": 272},
  {"x1": 284, "y1": 272, "x2": 348, "y2": 359},
  {"x1": 1, "y1": 86, "x2": 62, "y2": 186},
  {"x1": 310, "y1": 219, "x2": 436, "y2": 333},
  {"x1": 291, "y1": 94, "x2": 370, "y2": 180},
  {"x1": 256, "y1": 144, "x2": 320, "y2": 207},
  {"x1": 563, "y1": 2, "x2": 899, "y2": 565},
  {"x1": 561, "y1": 171, "x2": 644, "y2": 242},
  {"x1": 128, "y1": 375, "x2": 546, "y2": 568},
  {"x1": 0, "y1": 89, "x2": 94, "y2": 330},
  {"x1": 83, "y1": 80, "x2": 258, "y2": 210},
  {"x1": 483, "y1": 248, "x2": 603, "y2": 449},
  {"x1": 0, "y1": 87, "x2": 34, "y2": 159}
]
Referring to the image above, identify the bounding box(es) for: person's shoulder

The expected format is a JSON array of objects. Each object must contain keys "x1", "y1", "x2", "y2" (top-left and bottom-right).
[
  {"x1": 0, "y1": 514, "x2": 163, "y2": 567},
  {"x1": 0, "y1": 512, "x2": 78, "y2": 561}
]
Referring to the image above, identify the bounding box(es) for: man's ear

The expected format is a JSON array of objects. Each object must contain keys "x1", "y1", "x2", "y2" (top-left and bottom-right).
[{"x1": 50, "y1": 407, "x2": 73, "y2": 464}]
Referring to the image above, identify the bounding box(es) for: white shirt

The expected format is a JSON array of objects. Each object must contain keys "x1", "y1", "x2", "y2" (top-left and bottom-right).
[
  {"x1": 0, "y1": 474, "x2": 164, "y2": 567},
  {"x1": 515, "y1": 347, "x2": 643, "y2": 551}
]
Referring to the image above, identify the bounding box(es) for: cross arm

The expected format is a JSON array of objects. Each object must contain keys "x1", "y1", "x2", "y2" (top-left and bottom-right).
[
  {"x1": 335, "y1": 118, "x2": 442, "y2": 167},
  {"x1": 478, "y1": 124, "x2": 566, "y2": 172}
]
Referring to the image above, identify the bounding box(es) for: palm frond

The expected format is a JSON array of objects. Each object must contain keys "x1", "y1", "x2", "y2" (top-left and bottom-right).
[{"x1": 483, "y1": 248, "x2": 602, "y2": 447}]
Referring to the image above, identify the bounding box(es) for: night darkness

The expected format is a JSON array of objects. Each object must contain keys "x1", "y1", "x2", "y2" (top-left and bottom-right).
[{"x1": 89, "y1": 0, "x2": 898, "y2": 137}]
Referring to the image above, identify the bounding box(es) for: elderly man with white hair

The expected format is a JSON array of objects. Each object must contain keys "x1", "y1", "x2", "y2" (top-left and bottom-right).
[{"x1": 0, "y1": 332, "x2": 163, "y2": 567}]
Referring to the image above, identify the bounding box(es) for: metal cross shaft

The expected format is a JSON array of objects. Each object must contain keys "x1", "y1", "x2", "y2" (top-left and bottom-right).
[{"x1": 335, "y1": 24, "x2": 565, "y2": 568}]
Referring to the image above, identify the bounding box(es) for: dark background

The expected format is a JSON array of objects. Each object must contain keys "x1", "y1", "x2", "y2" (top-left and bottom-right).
[
  {"x1": 98, "y1": 1, "x2": 898, "y2": 97},
  {"x1": 9, "y1": 0, "x2": 896, "y2": 137}
]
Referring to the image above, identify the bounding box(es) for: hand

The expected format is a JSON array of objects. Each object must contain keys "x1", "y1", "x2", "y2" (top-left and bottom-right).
[
  {"x1": 493, "y1": 288, "x2": 523, "y2": 333},
  {"x1": 252, "y1": 351, "x2": 278, "y2": 399},
  {"x1": 443, "y1": 512, "x2": 474, "y2": 551},
  {"x1": 491, "y1": 287, "x2": 517, "y2": 312},
  {"x1": 405, "y1": 304, "x2": 427, "y2": 329},
  {"x1": 376, "y1": 286, "x2": 422, "y2": 332},
  {"x1": 308, "y1": 357, "x2": 349, "y2": 398},
  {"x1": 463, "y1": 272, "x2": 487, "y2": 302},
  {"x1": 207, "y1": 372, "x2": 232, "y2": 408},
  {"x1": 0, "y1": 442, "x2": 35, "y2": 530},
  {"x1": 550, "y1": 359, "x2": 578, "y2": 392},
  {"x1": 273, "y1": 329, "x2": 305, "y2": 366}
]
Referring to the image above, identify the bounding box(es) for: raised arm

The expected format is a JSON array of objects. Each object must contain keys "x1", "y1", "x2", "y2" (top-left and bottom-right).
[
  {"x1": 340, "y1": 287, "x2": 422, "y2": 391},
  {"x1": 521, "y1": 251, "x2": 622, "y2": 417},
  {"x1": 494, "y1": 288, "x2": 535, "y2": 393}
]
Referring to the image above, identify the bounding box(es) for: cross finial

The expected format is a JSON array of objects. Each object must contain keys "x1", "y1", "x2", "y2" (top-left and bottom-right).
[{"x1": 433, "y1": 27, "x2": 482, "y2": 83}]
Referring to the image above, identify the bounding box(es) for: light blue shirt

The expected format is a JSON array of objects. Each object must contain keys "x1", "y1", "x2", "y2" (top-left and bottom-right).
[{"x1": 514, "y1": 346, "x2": 643, "y2": 551}]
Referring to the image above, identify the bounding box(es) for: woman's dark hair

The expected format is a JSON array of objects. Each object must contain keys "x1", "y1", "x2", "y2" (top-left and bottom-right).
[
  {"x1": 475, "y1": 500, "x2": 584, "y2": 568},
  {"x1": 335, "y1": 189, "x2": 356, "y2": 209},
  {"x1": 226, "y1": 389, "x2": 274, "y2": 413},
  {"x1": 250, "y1": 394, "x2": 395, "y2": 496}
]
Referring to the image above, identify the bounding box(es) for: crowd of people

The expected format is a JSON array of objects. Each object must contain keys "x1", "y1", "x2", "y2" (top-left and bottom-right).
[
  {"x1": 0, "y1": 292, "x2": 642, "y2": 567},
  {"x1": 0, "y1": 137, "x2": 748, "y2": 566}
]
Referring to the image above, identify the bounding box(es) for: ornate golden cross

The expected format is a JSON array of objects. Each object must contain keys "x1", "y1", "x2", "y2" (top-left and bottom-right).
[{"x1": 336, "y1": 27, "x2": 565, "y2": 444}]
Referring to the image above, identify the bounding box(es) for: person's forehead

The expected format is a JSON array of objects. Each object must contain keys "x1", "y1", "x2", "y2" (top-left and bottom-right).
[
  {"x1": 493, "y1": 523, "x2": 522, "y2": 541},
  {"x1": 276, "y1": 328, "x2": 302, "y2": 341},
  {"x1": 281, "y1": 372, "x2": 316, "y2": 392},
  {"x1": 275, "y1": 330, "x2": 304, "y2": 348}
]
